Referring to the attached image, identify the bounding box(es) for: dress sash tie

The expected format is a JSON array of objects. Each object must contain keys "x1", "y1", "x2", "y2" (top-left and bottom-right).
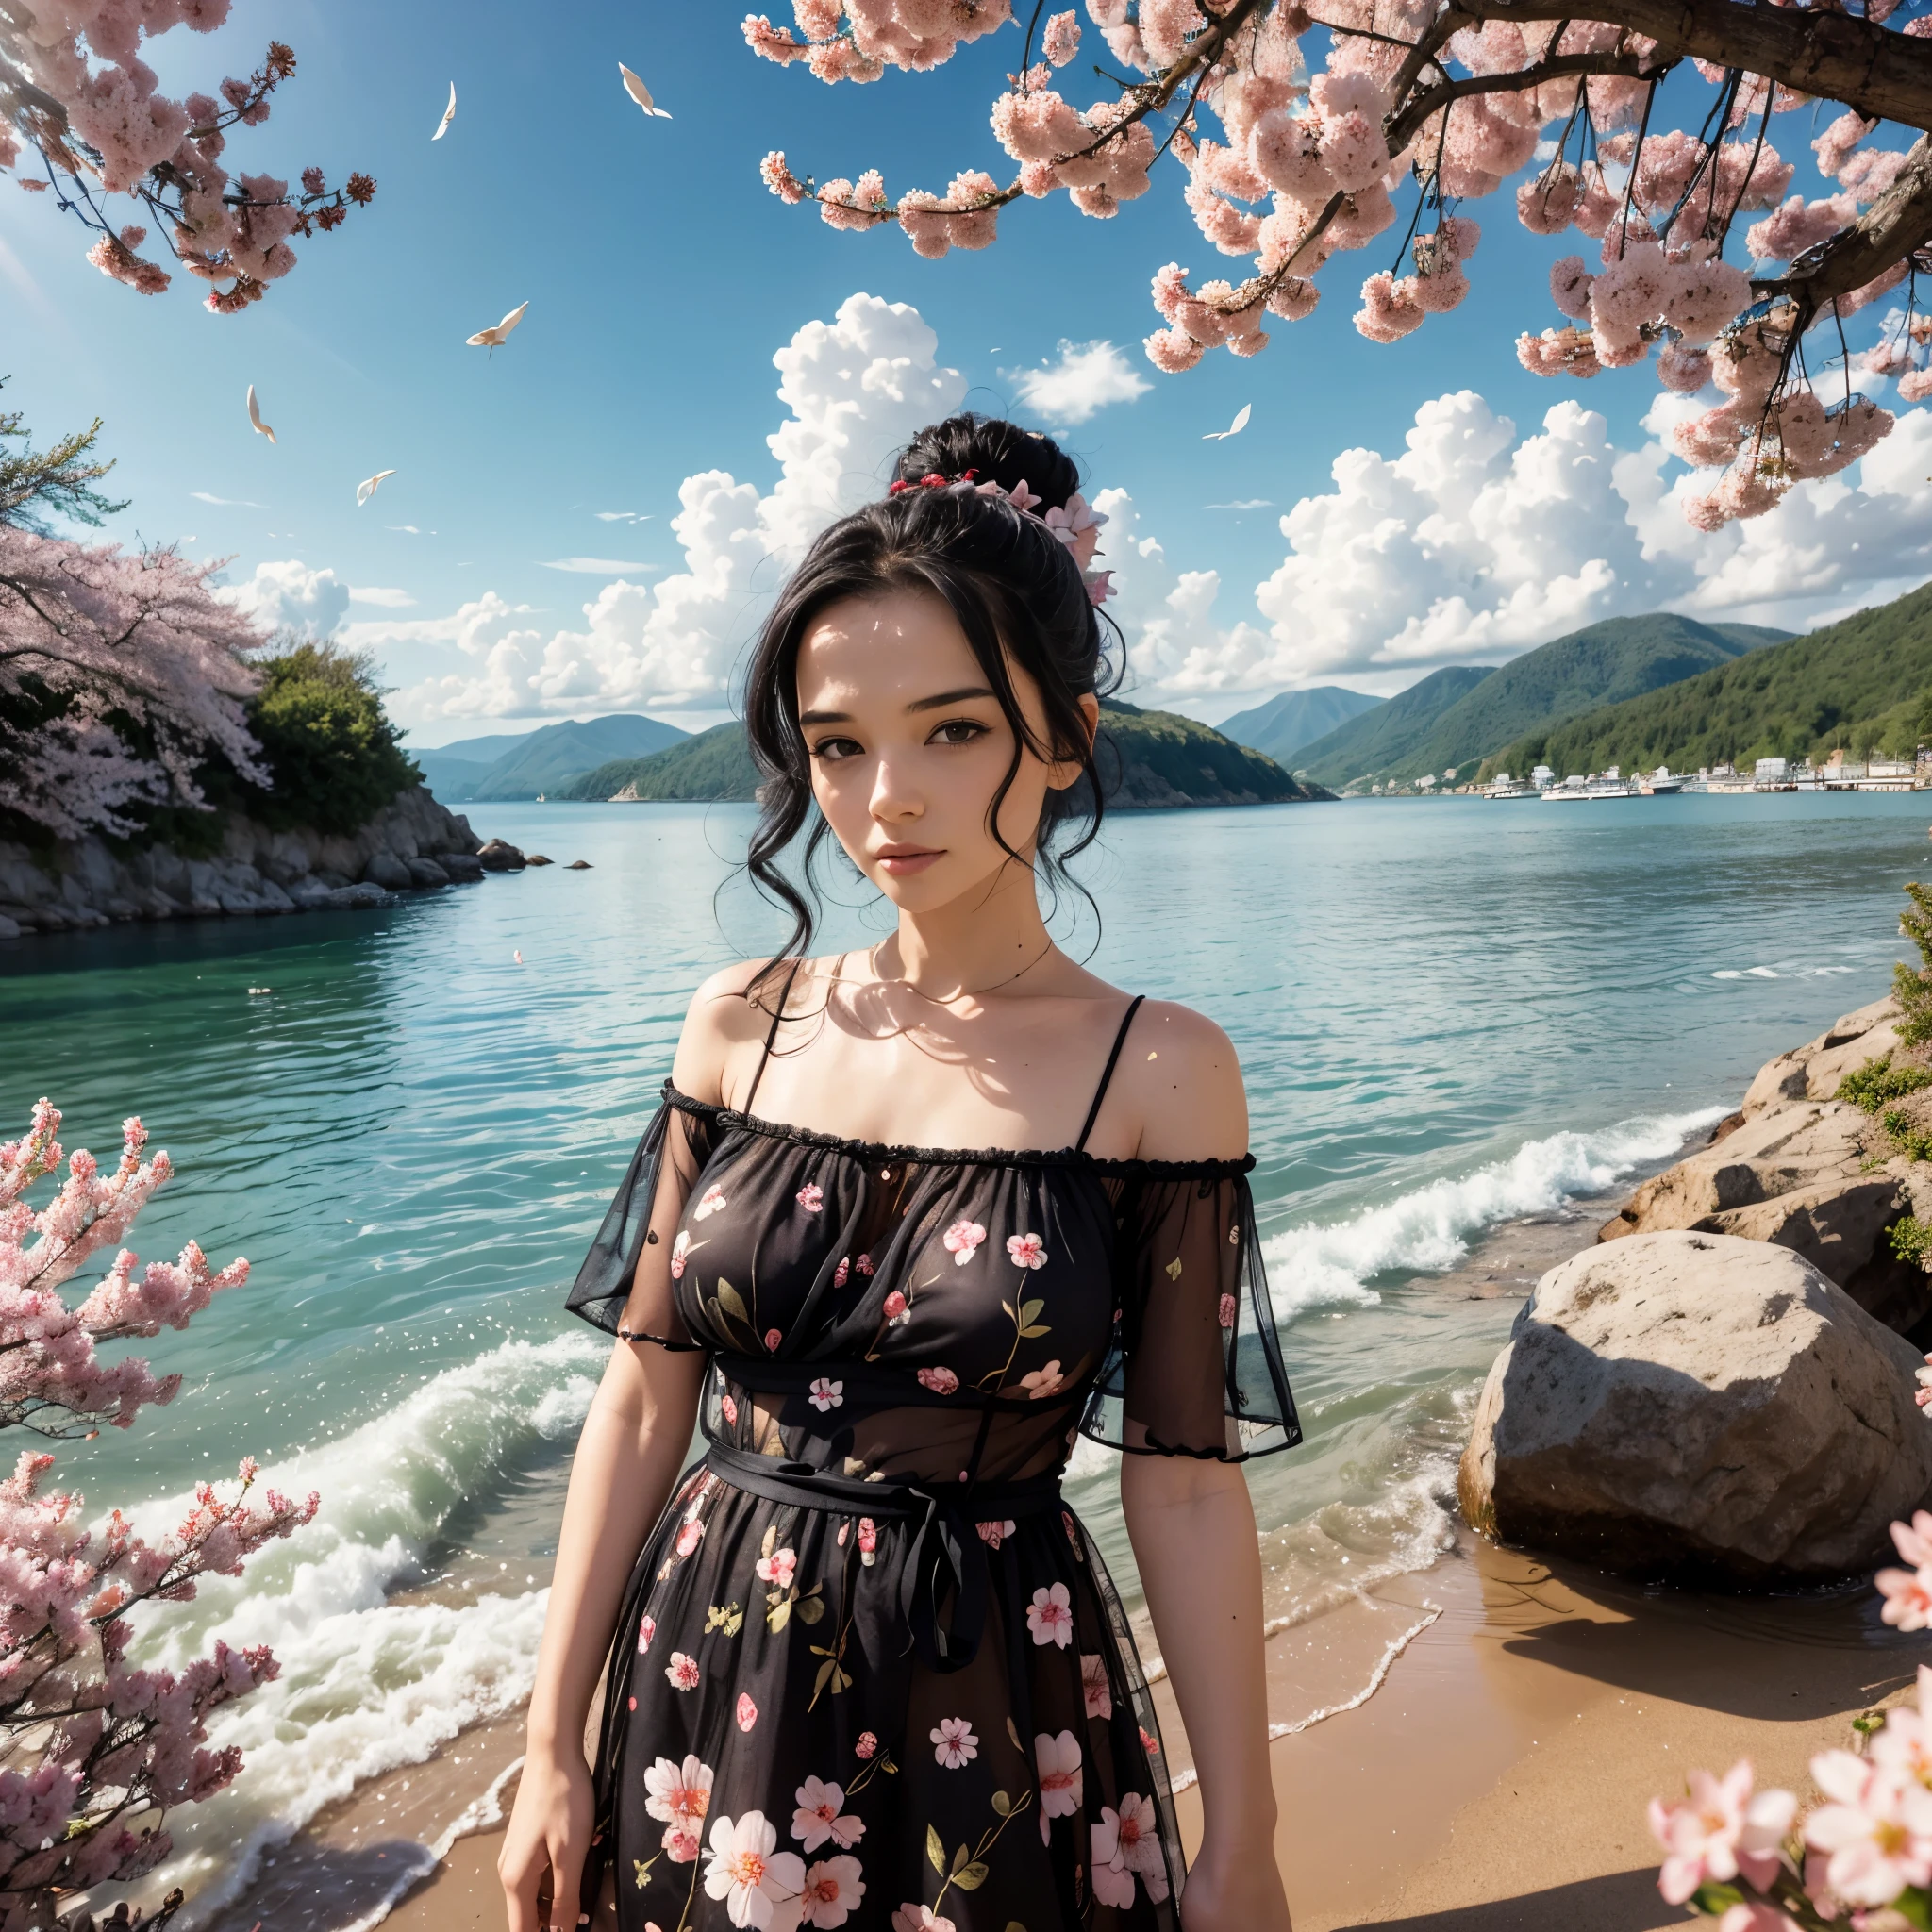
[{"x1": 703, "y1": 1441, "x2": 1063, "y2": 1674}]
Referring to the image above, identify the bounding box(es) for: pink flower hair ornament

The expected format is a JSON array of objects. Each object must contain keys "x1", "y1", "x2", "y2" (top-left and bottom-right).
[{"x1": 886, "y1": 469, "x2": 1114, "y2": 605}]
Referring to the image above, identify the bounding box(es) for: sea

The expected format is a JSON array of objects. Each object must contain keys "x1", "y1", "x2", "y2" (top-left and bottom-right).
[{"x1": 3, "y1": 789, "x2": 1927, "y2": 1926}]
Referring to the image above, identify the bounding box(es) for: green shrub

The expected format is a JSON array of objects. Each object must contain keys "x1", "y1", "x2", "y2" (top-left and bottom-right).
[
  {"x1": 1899, "y1": 881, "x2": 1932, "y2": 1051},
  {"x1": 1882, "y1": 1106, "x2": 1932, "y2": 1163},
  {"x1": 244, "y1": 641, "x2": 418, "y2": 836},
  {"x1": 1890, "y1": 1216, "x2": 1932, "y2": 1269},
  {"x1": 1839, "y1": 1053, "x2": 1932, "y2": 1114}
]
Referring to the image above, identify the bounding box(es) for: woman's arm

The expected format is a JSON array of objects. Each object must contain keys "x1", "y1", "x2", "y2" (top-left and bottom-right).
[
  {"x1": 1124, "y1": 1453, "x2": 1291, "y2": 1932},
  {"x1": 1119, "y1": 1002, "x2": 1293, "y2": 1932},
  {"x1": 499, "y1": 964, "x2": 774, "y2": 1932}
]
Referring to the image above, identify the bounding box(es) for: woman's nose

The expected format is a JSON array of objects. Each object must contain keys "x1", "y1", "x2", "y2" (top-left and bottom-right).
[{"x1": 869, "y1": 753, "x2": 924, "y2": 824}]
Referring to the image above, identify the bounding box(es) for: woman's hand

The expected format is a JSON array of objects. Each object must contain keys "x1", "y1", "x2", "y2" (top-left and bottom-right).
[
  {"x1": 500, "y1": 1745, "x2": 594, "y2": 1932},
  {"x1": 1182, "y1": 1834, "x2": 1295, "y2": 1932}
]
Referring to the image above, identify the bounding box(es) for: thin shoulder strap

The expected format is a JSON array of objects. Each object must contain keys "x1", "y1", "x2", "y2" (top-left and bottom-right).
[
  {"x1": 1075, "y1": 994, "x2": 1145, "y2": 1153},
  {"x1": 741, "y1": 958, "x2": 805, "y2": 1115}
]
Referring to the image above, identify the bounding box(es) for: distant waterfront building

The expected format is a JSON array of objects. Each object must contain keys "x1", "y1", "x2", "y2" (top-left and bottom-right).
[
  {"x1": 1417, "y1": 774, "x2": 1437, "y2": 790},
  {"x1": 1531, "y1": 765, "x2": 1553, "y2": 788},
  {"x1": 1755, "y1": 757, "x2": 1789, "y2": 782}
]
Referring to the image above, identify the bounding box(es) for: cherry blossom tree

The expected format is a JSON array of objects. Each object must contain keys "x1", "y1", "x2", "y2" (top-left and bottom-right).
[
  {"x1": 0, "y1": 525, "x2": 268, "y2": 841},
  {"x1": 1, "y1": 1099, "x2": 317, "y2": 1931},
  {"x1": 0, "y1": 7, "x2": 374, "y2": 311},
  {"x1": 745, "y1": 0, "x2": 1932, "y2": 526}
]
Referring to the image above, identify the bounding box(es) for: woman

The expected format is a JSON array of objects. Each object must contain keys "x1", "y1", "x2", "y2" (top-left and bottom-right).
[{"x1": 500, "y1": 416, "x2": 1301, "y2": 1932}]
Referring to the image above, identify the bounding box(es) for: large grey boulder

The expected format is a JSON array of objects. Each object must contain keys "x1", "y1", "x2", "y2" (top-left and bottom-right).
[
  {"x1": 1458, "y1": 1231, "x2": 1932, "y2": 1582},
  {"x1": 362, "y1": 851, "x2": 413, "y2": 891},
  {"x1": 1742, "y1": 996, "x2": 1903, "y2": 1113}
]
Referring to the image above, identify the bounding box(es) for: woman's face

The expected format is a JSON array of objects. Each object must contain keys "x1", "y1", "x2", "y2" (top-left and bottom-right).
[{"x1": 794, "y1": 586, "x2": 1095, "y2": 914}]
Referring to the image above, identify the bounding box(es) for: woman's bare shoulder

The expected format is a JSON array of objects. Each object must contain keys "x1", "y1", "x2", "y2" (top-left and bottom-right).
[
  {"x1": 1118, "y1": 998, "x2": 1248, "y2": 1163},
  {"x1": 671, "y1": 955, "x2": 838, "y2": 1105}
]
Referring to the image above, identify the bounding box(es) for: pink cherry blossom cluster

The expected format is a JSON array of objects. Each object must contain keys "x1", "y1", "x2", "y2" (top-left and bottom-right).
[
  {"x1": 0, "y1": 525, "x2": 269, "y2": 840},
  {"x1": 743, "y1": 0, "x2": 1932, "y2": 527},
  {"x1": 0, "y1": 1099, "x2": 315, "y2": 1930},
  {"x1": 0, "y1": 11, "x2": 373, "y2": 311}
]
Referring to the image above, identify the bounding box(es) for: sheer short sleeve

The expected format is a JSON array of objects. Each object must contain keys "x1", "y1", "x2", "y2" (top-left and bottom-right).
[
  {"x1": 565, "y1": 1085, "x2": 712, "y2": 1346},
  {"x1": 1080, "y1": 1166, "x2": 1300, "y2": 1460}
]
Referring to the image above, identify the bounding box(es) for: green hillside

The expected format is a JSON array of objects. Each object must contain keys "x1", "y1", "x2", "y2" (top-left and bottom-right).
[
  {"x1": 560, "y1": 704, "x2": 1324, "y2": 808},
  {"x1": 1480, "y1": 581, "x2": 1932, "y2": 782},
  {"x1": 1295, "y1": 666, "x2": 1495, "y2": 789},
  {"x1": 1219, "y1": 685, "x2": 1380, "y2": 764},
  {"x1": 1396, "y1": 613, "x2": 1784, "y2": 787},
  {"x1": 414, "y1": 715, "x2": 688, "y2": 802}
]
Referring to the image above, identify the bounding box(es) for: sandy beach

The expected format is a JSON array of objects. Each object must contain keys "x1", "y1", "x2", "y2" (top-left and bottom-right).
[{"x1": 376, "y1": 1523, "x2": 1911, "y2": 1932}]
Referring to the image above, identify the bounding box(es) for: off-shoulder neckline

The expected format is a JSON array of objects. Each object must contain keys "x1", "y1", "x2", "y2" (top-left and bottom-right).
[{"x1": 660, "y1": 1080, "x2": 1255, "y2": 1178}]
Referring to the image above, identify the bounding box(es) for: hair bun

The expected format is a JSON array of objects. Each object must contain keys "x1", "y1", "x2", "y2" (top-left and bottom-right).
[{"x1": 891, "y1": 412, "x2": 1082, "y2": 515}]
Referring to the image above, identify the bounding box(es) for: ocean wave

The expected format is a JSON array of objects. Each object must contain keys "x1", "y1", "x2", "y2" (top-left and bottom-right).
[
  {"x1": 119, "y1": 1334, "x2": 608, "y2": 1921},
  {"x1": 1260, "y1": 1105, "x2": 1724, "y2": 1322}
]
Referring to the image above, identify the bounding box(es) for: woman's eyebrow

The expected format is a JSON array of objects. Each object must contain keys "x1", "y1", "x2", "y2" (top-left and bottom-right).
[{"x1": 906, "y1": 686, "x2": 995, "y2": 713}]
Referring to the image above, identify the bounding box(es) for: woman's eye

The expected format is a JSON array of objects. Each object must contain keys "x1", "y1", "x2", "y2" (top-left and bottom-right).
[
  {"x1": 930, "y1": 719, "x2": 989, "y2": 747},
  {"x1": 810, "y1": 736, "x2": 863, "y2": 762}
]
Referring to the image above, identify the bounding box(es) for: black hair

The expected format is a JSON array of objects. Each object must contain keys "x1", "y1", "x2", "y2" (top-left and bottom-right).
[{"x1": 740, "y1": 412, "x2": 1121, "y2": 997}]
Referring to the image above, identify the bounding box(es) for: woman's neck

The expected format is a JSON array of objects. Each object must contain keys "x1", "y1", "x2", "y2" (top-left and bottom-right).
[{"x1": 873, "y1": 862, "x2": 1055, "y2": 1001}]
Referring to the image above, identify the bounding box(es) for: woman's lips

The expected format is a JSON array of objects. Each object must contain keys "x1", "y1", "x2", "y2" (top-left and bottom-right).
[{"x1": 874, "y1": 847, "x2": 943, "y2": 876}]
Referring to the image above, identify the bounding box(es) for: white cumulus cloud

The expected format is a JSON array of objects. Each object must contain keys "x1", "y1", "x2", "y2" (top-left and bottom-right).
[
  {"x1": 539, "y1": 557, "x2": 658, "y2": 575},
  {"x1": 1002, "y1": 340, "x2": 1150, "y2": 426},
  {"x1": 358, "y1": 293, "x2": 966, "y2": 726},
  {"x1": 349, "y1": 585, "x2": 417, "y2": 608},
  {"x1": 225, "y1": 559, "x2": 350, "y2": 639}
]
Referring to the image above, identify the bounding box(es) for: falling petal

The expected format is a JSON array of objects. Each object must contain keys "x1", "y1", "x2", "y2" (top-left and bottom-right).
[
  {"x1": 465, "y1": 300, "x2": 528, "y2": 351},
  {"x1": 356, "y1": 468, "x2": 397, "y2": 507},
  {"x1": 619, "y1": 62, "x2": 672, "y2": 117},
  {"x1": 246, "y1": 384, "x2": 275, "y2": 444},
  {"x1": 1202, "y1": 403, "x2": 1252, "y2": 441},
  {"x1": 432, "y1": 80, "x2": 457, "y2": 141}
]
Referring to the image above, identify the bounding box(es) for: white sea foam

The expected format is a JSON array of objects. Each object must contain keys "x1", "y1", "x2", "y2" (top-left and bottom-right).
[
  {"x1": 1261, "y1": 1105, "x2": 1725, "y2": 1323},
  {"x1": 117, "y1": 1333, "x2": 607, "y2": 1922}
]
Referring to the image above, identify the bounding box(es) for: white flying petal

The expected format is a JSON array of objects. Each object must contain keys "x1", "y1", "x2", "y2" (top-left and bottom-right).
[
  {"x1": 1202, "y1": 403, "x2": 1253, "y2": 441},
  {"x1": 466, "y1": 301, "x2": 528, "y2": 351},
  {"x1": 619, "y1": 63, "x2": 671, "y2": 117},
  {"x1": 246, "y1": 385, "x2": 275, "y2": 444},
  {"x1": 356, "y1": 469, "x2": 397, "y2": 507},
  {"x1": 432, "y1": 81, "x2": 456, "y2": 141}
]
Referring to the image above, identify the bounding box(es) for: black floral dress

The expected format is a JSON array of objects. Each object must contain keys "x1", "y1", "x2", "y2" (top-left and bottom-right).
[{"x1": 565, "y1": 998, "x2": 1299, "y2": 1932}]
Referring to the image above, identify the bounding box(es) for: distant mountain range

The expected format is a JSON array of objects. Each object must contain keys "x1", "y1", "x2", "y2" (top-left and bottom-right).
[
  {"x1": 1284, "y1": 613, "x2": 1792, "y2": 791},
  {"x1": 559, "y1": 703, "x2": 1326, "y2": 808},
  {"x1": 1482, "y1": 581, "x2": 1932, "y2": 782},
  {"x1": 1218, "y1": 686, "x2": 1380, "y2": 764},
  {"x1": 411, "y1": 715, "x2": 689, "y2": 801}
]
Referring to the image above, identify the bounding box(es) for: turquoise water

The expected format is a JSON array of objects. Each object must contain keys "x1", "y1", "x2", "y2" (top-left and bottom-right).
[{"x1": 3, "y1": 790, "x2": 1927, "y2": 1918}]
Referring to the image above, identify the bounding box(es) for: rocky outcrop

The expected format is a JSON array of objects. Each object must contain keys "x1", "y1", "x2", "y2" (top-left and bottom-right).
[
  {"x1": 1457, "y1": 1231, "x2": 1932, "y2": 1583},
  {"x1": 0, "y1": 787, "x2": 485, "y2": 937},
  {"x1": 1598, "y1": 996, "x2": 1932, "y2": 1341},
  {"x1": 476, "y1": 838, "x2": 525, "y2": 872}
]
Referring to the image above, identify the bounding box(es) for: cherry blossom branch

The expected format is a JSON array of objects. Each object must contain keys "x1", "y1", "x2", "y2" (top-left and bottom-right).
[{"x1": 1385, "y1": 42, "x2": 1678, "y2": 155}]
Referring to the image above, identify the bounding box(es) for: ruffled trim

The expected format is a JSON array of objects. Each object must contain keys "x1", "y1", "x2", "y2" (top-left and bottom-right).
[{"x1": 660, "y1": 1080, "x2": 1256, "y2": 1177}]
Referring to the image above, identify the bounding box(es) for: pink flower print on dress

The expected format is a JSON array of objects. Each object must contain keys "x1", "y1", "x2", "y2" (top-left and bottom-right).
[
  {"x1": 941, "y1": 1219, "x2": 985, "y2": 1266},
  {"x1": 1020, "y1": 1359, "x2": 1066, "y2": 1399},
  {"x1": 1091, "y1": 1807, "x2": 1137, "y2": 1910},
  {"x1": 703, "y1": 1811, "x2": 807, "y2": 1927},
  {"x1": 1007, "y1": 1231, "x2": 1048, "y2": 1269},
  {"x1": 722, "y1": 1391, "x2": 740, "y2": 1427},
  {"x1": 1081, "y1": 1652, "x2": 1112, "y2": 1719},
  {"x1": 855, "y1": 1253, "x2": 874, "y2": 1275},
  {"x1": 1026, "y1": 1580, "x2": 1074, "y2": 1647},
  {"x1": 756, "y1": 1546, "x2": 798, "y2": 1591},
  {"x1": 1139, "y1": 1725, "x2": 1161, "y2": 1755},
  {"x1": 1219, "y1": 1292, "x2": 1238, "y2": 1329},
  {"x1": 797, "y1": 1182, "x2": 824, "y2": 1213},
  {"x1": 791, "y1": 1776, "x2": 865, "y2": 1851},
  {"x1": 975, "y1": 1518, "x2": 1018, "y2": 1549},
  {"x1": 891, "y1": 1908, "x2": 955, "y2": 1932},
  {"x1": 692, "y1": 1184, "x2": 727, "y2": 1223},
  {"x1": 675, "y1": 1517, "x2": 706, "y2": 1558},
  {"x1": 801, "y1": 1854, "x2": 867, "y2": 1928},
  {"x1": 644, "y1": 1754, "x2": 715, "y2": 1830},
  {"x1": 637, "y1": 1613, "x2": 657, "y2": 1655},
  {"x1": 662, "y1": 1823, "x2": 702, "y2": 1864},
  {"x1": 664, "y1": 1650, "x2": 701, "y2": 1690},
  {"x1": 931, "y1": 1716, "x2": 979, "y2": 1769},
  {"x1": 858, "y1": 1518, "x2": 876, "y2": 1566},
  {"x1": 916, "y1": 1366, "x2": 958, "y2": 1394},
  {"x1": 1115, "y1": 1793, "x2": 1170, "y2": 1901},
  {"x1": 737, "y1": 1692, "x2": 758, "y2": 1733},
  {"x1": 670, "y1": 1230, "x2": 692, "y2": 1279},
  {"x1": 855, "y1": 1731, "x2": 878, "y2": 1760},
  {"x1": 808, "y1": 1377, "x2": 843, "y2": 1412},
  {"x1": 1036, "y1": 1729, "x2": 1084, "y2": 1818},
  {"x1": 765, "y1": 1327, "x2": 783, "y2": 1352},
  {"x1": 883, "y1": 1291, "x2": 909, "y2": 1326},
  {"x1": 833, "y1": 1257, "x2": 850, "y2": 1289}
]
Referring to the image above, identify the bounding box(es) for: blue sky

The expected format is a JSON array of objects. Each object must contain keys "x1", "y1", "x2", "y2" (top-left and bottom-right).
[{"x1": 8, "y1": 0, "x2": 1932, "y2": 742}]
